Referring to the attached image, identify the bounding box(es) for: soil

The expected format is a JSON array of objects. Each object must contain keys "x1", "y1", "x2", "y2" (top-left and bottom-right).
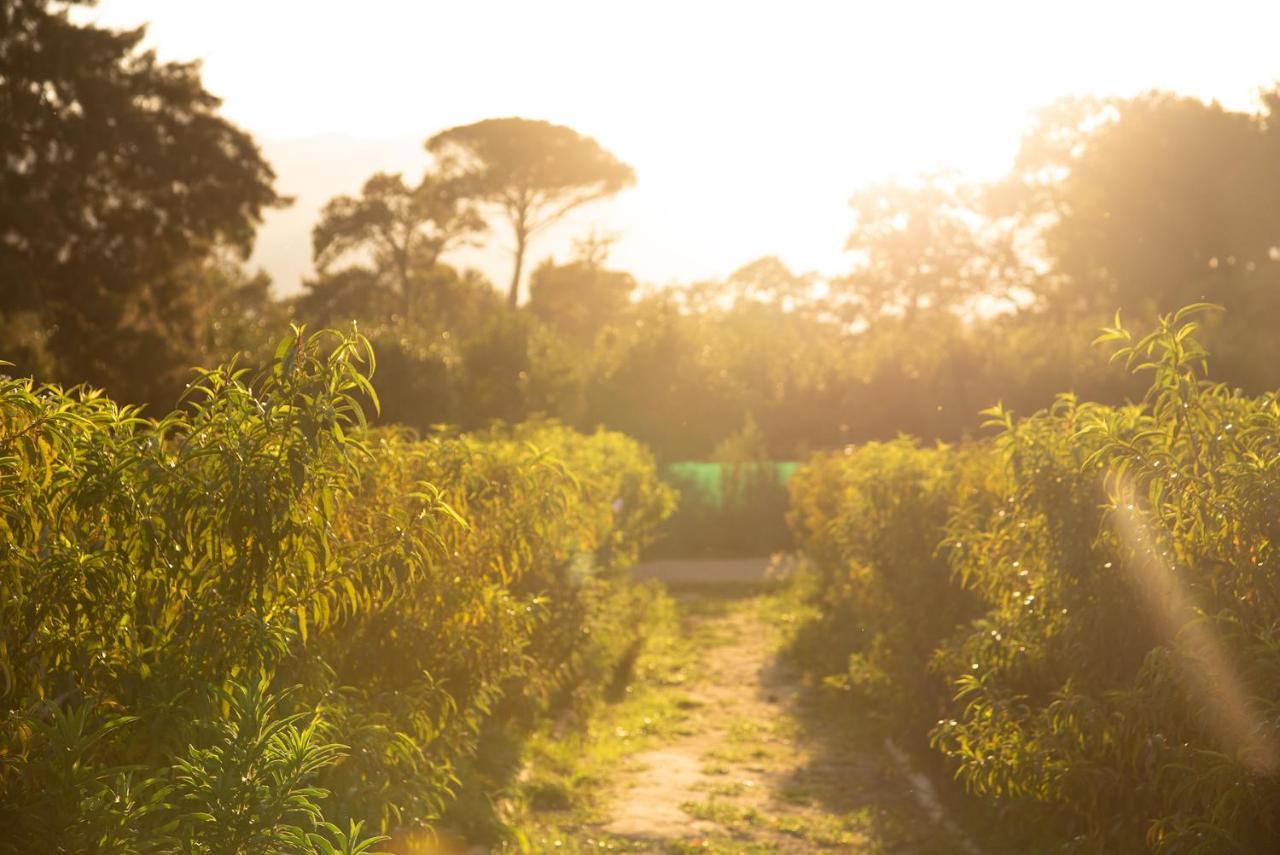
[{"x1": 596, "y1": 571, "x2": 981, "y2": 854}]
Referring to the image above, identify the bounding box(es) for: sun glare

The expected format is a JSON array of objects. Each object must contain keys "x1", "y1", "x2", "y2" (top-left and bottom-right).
[
  {"x1": 15, "y1": 3, "x2": 1280, "y2": 851},
  {"x1": 81, "y1": 0, "x2": 1280, "y2": 292}
]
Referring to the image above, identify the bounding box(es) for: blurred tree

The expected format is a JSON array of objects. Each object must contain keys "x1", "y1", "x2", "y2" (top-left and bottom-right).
[
  {"x1": 681, "y1": 256, "x2": 821, "y2": 316},
  {"x1": 311, "y1": 171, "x2": 484, "y2": 317},
  {"x1": 0, "y1": 0, "x2": 283, "y2": 402},
  {"x1": 1000, "y1": 92, "x2": 1280, "y2": 316},
  {"x1": 295, "y1": 267, "x2": 389, "y2": 329},
  {"x1": 840, "y1": 176, "x2": 1026, "y2": 324},
  {"x1": 722, "y1": 256, "x2": 818, "y2": 310},
  {"x1": 294, "y1": 261, "x2": 509, "y2": 430},
  {"x1": 183, "y1": 250, "x2": 287, "y2": 369},
  {"x1": 426, "y1": 118, "x2": 635, "y2": 307},
  {"x1": 527, "y1": 233, "x2": 635, "y2": 343},
  {"x1": 586, "y1": 299, "x2": 740, "y2": 458}
]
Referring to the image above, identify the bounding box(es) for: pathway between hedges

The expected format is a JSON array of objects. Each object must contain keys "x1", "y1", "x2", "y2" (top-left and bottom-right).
[{"x1": 592, "y1": 562, "x2": 980, "y2": 854}]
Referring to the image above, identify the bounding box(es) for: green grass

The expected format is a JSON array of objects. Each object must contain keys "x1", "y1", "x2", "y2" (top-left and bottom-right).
[
  {"x1": 497, "y1": 588, "x2": 700, "y2": 852},
  {"x1": 495, "y1": 577, "x2": 983, "y2": 854}
]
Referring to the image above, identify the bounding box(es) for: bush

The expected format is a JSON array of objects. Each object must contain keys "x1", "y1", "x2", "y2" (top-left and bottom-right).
[
  {"x1": 789, "y1": 306, "x2": 1280, "y2": 852},
  {"x1": 0, "y1": 328, "x2": 674, "y2": 852},
  {"x1": 786, "y1": 438, "x2": 994, "y2": 738}
]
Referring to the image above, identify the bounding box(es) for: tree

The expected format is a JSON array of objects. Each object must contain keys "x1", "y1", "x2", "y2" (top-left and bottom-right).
[
  {"x1": 183, "y1": 251, "x2": 287, "y2": 369},
  {"x1": 679, "y1": 256, "x2": 821, "y2": 317},
  {"x1": 721, "y1": 256, "x2": 816, "y2": 309},
  {"x1": 311, "y1": 171, "x2": 483, "y2": 316},
  {"x1": 999, "y1": 91, "x2": 1280, "y2": 315},
  {"x1": 528, "y1": 233, "x2": 635, "y2": 342},
  {"x1": 426, "y1": 117, "x2": 635, "y2": 307},
  {"x1": 0, "y1": 0, "x2": 283, "y2": 402},
  {"x1": 586, "y1": 299, "x2": 740, "y2": 458},
  {"x1": 839, "y1": 176, "x2": 1025, "y2": 324}
]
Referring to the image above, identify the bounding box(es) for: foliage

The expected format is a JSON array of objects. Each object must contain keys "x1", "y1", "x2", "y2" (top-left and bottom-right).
[
  {"x1": 790, "y1": 306, "x2": 1280, "y2": 851},
  {"x1": 0, "y1": 327, "x2": 674, "y2": 851},
  {"x1": 1001, "y1": 93, "x2": 1280, "y2": 318},
  {"x1": 0, "y1": 0, "x2": 283, "y2": 403},
  {"x1": 785, "y1": 438, "x2": 993, "y2": 735},
  {"x1": 311, "y1": 171, "x2": 485, "y2": 314},
  {"x1": 426, "y1": 117, "x2": 636, "y2": 306},
  {"x1": 842, "y1": 176, "x2": 1029, "y2": 322},
  {"x1": 528, "y1": 235, "x2": 636, "y2": 344}
]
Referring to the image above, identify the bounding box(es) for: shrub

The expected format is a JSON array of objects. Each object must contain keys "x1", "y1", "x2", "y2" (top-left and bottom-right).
[
  {"x1": 790, "y1": 306, "x2": 1280, "y2": 851},
  {"x1": 786, "y1": 439, "x2": 994, "y2": 738},
  {"x1": 0, "y1": 328, "x2": 673, "y2": 851}
]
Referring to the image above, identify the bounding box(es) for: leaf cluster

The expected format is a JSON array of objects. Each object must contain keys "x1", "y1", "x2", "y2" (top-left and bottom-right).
[
  {"x1": 790, "y1": 305, "x2": 1280, "y2": 851},
  {"x1": 0, "y1": 327, "x2": 674, "y2": 851}
]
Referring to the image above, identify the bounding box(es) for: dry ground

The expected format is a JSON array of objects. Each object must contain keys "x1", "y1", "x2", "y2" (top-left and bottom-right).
[{"x1": 505, "y1": 566, "x2": 980, "y2": 853}]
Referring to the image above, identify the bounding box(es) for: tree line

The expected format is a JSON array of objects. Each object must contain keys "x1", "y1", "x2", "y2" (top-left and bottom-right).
[{"x1": 7, "y1": 1, "x2": 1280, "y2": 459}]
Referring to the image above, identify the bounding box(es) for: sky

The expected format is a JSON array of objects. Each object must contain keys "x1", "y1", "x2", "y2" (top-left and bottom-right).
[{"x1": 83, "y1": 0, "x2": 1280, "y2": 295}]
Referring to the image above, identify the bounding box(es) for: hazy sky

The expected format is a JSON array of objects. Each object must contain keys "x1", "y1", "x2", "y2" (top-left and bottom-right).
[{"x1": 85, "y1": 0, "x2": 1280, "y2": 294}]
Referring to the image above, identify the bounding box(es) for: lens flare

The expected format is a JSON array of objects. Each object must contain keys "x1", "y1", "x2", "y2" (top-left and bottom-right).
[{"x1": 1110, "y1": 483, "x2": 1278, "y2": 773}]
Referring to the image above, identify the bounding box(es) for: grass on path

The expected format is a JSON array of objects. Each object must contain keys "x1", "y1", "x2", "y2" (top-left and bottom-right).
[{"x1": 497, "y1": 578, "x2": 977, "y2": 854}]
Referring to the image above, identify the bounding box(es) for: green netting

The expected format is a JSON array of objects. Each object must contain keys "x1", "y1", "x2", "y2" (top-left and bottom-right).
[
  {"x1": 662, "y1": 461, "x2": 800, "y2": 508},
  {"x1": 650, "y1": 460, "x2": 800, "y2": 557}
]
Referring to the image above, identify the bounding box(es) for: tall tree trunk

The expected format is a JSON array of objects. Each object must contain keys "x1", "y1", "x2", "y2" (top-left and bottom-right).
[{"x1": 508, "y1": 228, "x2": 526, "y2": 308}]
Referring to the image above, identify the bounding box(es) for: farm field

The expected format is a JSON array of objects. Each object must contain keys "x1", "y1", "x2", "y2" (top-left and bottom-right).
[
  {"x1": 8, "y1": 3, "x2": 1280, "y2": 851},
  {"x1": 8, "y1": 310, "x2": 1280, "y2": 852}
]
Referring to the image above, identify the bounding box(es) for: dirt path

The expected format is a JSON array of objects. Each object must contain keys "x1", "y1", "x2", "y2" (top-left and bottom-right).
[{"x1": 596, "y1": 586, "x2": 978, "y2": 853}]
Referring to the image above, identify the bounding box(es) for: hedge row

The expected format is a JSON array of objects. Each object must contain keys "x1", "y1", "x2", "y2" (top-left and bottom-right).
[
  {"x1": 789, "y1": 307, "x2": 1280, "y2": 852},
  {"x1": 0, "y1": 329, "x2": 675, "y2": 853}
]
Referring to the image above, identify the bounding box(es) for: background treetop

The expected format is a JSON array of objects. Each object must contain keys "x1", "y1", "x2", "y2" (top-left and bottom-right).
[
  {"x1": 0, "y1": 0, "x2": 284, "y2": 402},
  {"x1": 426, "y1": 117, "x2": 636, "y2": 306},
  {"x1": 998, "y1": 91, "x2": 1280, "y2": 315},
  {"x1": 310, "y1": 170, "x2": 485, "y2": 313}
]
